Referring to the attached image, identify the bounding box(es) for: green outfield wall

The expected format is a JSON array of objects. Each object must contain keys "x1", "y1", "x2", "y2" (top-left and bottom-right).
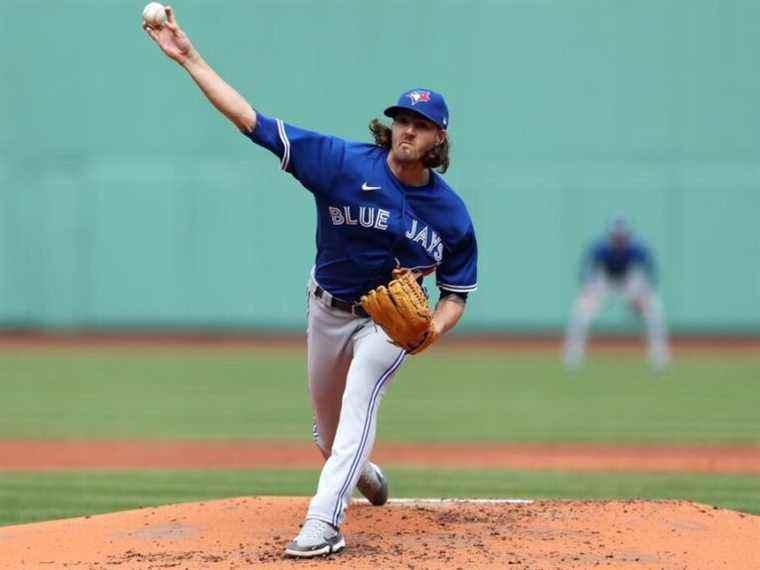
[{"x1": 1, "y1": 1, "x2": 759, "y2": 332}]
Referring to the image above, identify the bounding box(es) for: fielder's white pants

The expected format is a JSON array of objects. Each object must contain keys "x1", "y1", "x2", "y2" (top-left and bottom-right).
[
  {"x1": 563, "y1": 271, "x2": 670, "y2": 368},
  {"x1": 305, "y1": 275, "x2": 405, "y2": 528}
]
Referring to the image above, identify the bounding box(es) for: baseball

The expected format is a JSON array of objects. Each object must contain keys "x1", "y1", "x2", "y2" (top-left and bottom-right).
[{"x1": 142, "y1": 2, "x2": 167, "y2": 28}]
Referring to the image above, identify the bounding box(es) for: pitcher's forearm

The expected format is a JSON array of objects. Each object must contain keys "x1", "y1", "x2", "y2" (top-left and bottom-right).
[
  {"x1": 432, "y1": 294, "x2": 466, "y2": 336},
  {"x1": 182, "y1": 52, "x2": 256, "y2": 132}
]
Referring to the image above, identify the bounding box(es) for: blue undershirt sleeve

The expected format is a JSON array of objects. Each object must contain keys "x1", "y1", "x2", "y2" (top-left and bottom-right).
[{"x1": 439, "y1": 290, "x2": 468, "y2": 303}]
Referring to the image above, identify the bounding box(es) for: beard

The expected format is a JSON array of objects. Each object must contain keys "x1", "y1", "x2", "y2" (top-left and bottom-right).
[{"x1": 391, "y1": 140, "x2": 430, "y2": 164}]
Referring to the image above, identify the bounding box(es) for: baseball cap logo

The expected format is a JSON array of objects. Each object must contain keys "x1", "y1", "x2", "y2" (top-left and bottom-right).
[
  {"x1": 407, "y1": 90, "x2": 431, "y2": 106},
  {"x1": 384, "y1": 88, "x2": 448, "y2": 129}
]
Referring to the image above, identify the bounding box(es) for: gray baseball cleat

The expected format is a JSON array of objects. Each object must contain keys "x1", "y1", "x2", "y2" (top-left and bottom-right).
[
  {"x1": 284, "y1": 518, "x2": 345, "y2": 558},
  {"x1": 356, "y1": 461, "x2": 389, "y2": 506}
]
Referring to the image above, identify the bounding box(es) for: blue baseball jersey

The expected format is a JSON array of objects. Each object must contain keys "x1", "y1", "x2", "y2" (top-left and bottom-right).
[
  {"x1": 582, "y1": 237, "x2": 656, "y2": 283},
  {"x1": 244, "y1": 113, "x2": 478, "y2": 303}
]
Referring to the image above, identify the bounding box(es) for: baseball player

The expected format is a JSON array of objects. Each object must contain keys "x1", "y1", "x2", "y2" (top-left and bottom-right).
[
  {"x1": 563, "y1": 216, "x2": 670, "y2": 371},
  {"x1": 143, "y1": 6, "x2": 478, "y2": 558}
]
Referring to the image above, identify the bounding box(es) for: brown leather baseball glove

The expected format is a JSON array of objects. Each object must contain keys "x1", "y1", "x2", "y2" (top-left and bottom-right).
[{"x1": 360, "y1": 268, "x2": 438, "y2": 354}]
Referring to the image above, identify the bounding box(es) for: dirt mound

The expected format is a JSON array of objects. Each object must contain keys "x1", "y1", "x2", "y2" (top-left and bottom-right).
[{"x1": 0, "y1": 497, "x2": 758, "y2": 569}]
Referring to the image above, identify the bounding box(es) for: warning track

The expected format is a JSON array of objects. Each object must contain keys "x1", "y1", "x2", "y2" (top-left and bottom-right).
[{"x1": 1, "y1": 440, "x2": 759, "y2": 474}]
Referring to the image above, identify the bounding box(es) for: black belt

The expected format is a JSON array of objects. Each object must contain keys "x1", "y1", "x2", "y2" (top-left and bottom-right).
[{"x1": 313, "y1": 286, "x2": 369, "y2": 318}]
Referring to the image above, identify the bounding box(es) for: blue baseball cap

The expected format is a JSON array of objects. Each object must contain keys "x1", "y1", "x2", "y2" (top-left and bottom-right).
[{"x1": 384, "y1": 88, "x2": 449, "y2": 129}]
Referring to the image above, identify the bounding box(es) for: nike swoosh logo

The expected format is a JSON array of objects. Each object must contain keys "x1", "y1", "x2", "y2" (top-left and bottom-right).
[{"x1": 362, "y1": 182, "x2": 381, "y2": 191}]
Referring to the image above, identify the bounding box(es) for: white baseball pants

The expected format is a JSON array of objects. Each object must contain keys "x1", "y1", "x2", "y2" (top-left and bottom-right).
[
  {"x1": 304, "y1": 275, "x2": 405, "y2": 527},
  {"x1": 564, "y1": 271, "x2": 670, "y2": 369}
]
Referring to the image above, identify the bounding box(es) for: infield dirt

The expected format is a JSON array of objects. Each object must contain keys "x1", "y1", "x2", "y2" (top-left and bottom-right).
[
  {"x1": 0, "y1": 496, "x2": 758, "y2": 569},
  {"x1": 2, "y1": 440, "x2": 760, "y2": 474}
]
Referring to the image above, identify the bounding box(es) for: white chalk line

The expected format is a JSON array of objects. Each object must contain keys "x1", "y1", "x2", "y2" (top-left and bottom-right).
[{"x1": 354, "y1": 498, "x2": 534, "y2": 506}]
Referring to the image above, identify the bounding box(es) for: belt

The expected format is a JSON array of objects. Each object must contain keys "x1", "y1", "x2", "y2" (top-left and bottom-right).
[{"x1": 313, "y1": 285, "x2": 369, "y2": 318}]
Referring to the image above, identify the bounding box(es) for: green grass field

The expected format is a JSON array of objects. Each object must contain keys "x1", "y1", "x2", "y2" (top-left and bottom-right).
[
  {"x1": 1, "y1": 348, "x2": 758, "y2": 442},
  {"x1": 1, "y1": 469, "x2": 759, "y2": 526},
  {"x1": 1, "y1": 347, "x2": 759, "y2": 525}
]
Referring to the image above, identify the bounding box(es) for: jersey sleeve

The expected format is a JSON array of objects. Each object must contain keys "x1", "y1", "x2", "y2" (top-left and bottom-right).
[
  {"x1": 242, "y1": 112, "x2": 346, "y2": 196},
  {"x1": 436, "y1": 224, "x2": 478, "y2": 294}
]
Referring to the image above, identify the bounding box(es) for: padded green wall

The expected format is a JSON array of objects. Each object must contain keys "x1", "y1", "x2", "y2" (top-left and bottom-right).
[{"x1": 1, "y1": 1, "x2": 759, "y2": 331}]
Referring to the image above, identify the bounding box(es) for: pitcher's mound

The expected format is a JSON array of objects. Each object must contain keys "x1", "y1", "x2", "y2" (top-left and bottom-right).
[{"x1": 0, "y1": 497, "x2": 758, "y2": 569}]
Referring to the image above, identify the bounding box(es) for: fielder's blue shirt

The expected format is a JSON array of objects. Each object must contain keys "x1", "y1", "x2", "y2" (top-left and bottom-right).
[
  {"x1": 582, "y1": 237, "x2": 655, "y2": 283},
  {"x1": 244, "y1": 113, "x2": 478, "y2": 303}
]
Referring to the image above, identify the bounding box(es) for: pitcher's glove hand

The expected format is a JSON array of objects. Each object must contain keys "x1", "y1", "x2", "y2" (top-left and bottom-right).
[{"x1": 360, "y1": 269, "x2": 438, "y2": 355}]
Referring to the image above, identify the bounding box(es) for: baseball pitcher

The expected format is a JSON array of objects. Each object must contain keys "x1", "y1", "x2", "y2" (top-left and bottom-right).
[{"x1": 143, "y1": 6, "x2": 478, "y2": 558}]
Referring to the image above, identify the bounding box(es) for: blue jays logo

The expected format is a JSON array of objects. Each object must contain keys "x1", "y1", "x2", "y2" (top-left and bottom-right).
[
  {"x1": 406, "y1": 219, "x2": 444, "y2": 262},
  {"x1": 407, "y1": 90, "x2": 431, "y2": 106}
]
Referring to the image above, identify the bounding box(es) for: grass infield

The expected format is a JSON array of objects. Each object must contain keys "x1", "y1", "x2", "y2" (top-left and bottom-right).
[{"x1": 1, "y1": 468, "x2": 759, "y2": 526}]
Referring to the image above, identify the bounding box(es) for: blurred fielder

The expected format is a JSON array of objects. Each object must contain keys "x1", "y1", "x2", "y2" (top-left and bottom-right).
[{"x1": 563, "y1": 217, "x2": 670, "y2": 370}]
